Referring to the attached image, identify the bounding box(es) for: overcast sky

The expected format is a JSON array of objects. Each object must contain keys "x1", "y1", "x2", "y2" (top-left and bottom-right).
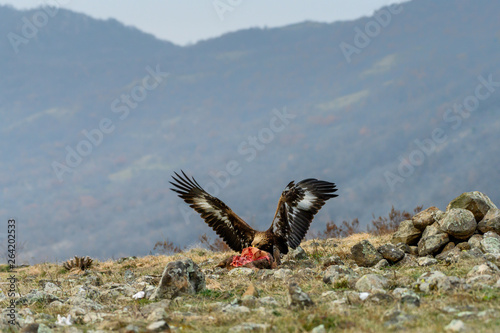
[{"x1": 0, "y1": 0, "x2": 407, "y2": 45}]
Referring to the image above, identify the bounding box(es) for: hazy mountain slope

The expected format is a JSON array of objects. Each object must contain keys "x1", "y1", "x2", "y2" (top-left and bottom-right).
[{"x1": 1, "y1": 0, "x2": 499, "y2": 262}]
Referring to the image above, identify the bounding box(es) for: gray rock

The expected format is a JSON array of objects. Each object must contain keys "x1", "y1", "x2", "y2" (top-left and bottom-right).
[
  {"x1": 484, "y1": 231, "x2": 500, "y2": 240},
  {"x1": 67, "y1": 296, "x2": 104, "y2": 311},
  {"x1": 391, "y1": 289, "x2": 420, "y2": 308},
  {"x1": 273, "y1": 268, "x2": 293, "y2": 279},
  {"x1": 258, "y1": 296, "x2": 279, "y2": 307},
  {"x1": 322, "y1": 265, "x2": 356, "y2": 284},
  {"x1": 231, "y1": 323, "x2": 270, "y2": 332},
  {"x1": 382, "y1": 309, "x2": 415, "y2": 328},
  {"x1": 456, "y1": 242, "x2": 471, "y2": 251},
  {"x1": 468, "y1": 234, "x2": 483, "y2": 248},
  {"x1": 16, "y1": 290, "x2": 62, "y2": 305},
  {"x1": 435, "y1": 247, "x2": 460, "y2": 261},
  {"x1": 412, "y1": 206, "x2": 441, "y2": 231},
  {"x1": 421, "y1": 222, "x2": 443, "y2": 238},
  {"x1": 311, "y1": 325, "x2": 326, "y2": 333},
  {"x1": 321, "y1": 255, "x2": 344, "y2": 267},
  {"x1": 439, "y1": 209, "x2": 476, "y2": 240},
  {"x1": 418, "y1": 232, "x2": 450, "y2": 256},
  {"x1": 355, "y1": 274, "x2": 388, "y2": 292},
  {"x1": 228, "y1": 268, "x2": 254, "y2": 277},
  {"x1": 417, "y1": 257, "x2": 438, "y2": 266},
  {"x1": 467, "y1": 263, "x2": 499, "y2": 278},
  {"x1": 377, "y1": 244, "x2": 405, "y2": 263},
  {"x1": 150, "y1": 258, "x2": 205, "y2": 300},
  {"x1": 288, "y1": 282, "x2": 314, "y2": 308},
  {"x1": 395, "y1": 243, "x2": 411, "y2": 254},
  {"x1": 287, "y1": 246, "x2": 307, "y2": 260},
  {"x1": 446, "y1": 191, "x2": 497, "y2": 221},
  {"x1": 477, "y1": 208, "x2": 500, "y2": 234},
  {"x1": 444, "y1": 319, "x2": 466, "y2": 332},
  {"x1": 351, "y1": 240, "x2": 383, "y2": 267},
  {"x1": 221, "y1": 304, "x2": 250, "y2": 314},
  {"x1": 414, "y1": 270, "x2": 466, "y2": 293},
  {"x1": 391, "y1": 220, "x2": 422, "y2": 245},
  {"x1": 146, "y1": 320, "x2": 170, "y2": 331},
  {"x1": 43, "y1": 282, "x2": 61, "y2": 294},
  {"x1": 37, "y1": 323, "x2": 53, "y2": 333},
  {"x1": 480, "y1": 236, "x2": 500, "y2": 255},
  {"x1": 394, "y1": 254, "x2": 418, "y2": 267},
  {"x1": 374, "y1": 259, "x2": 389, "y2": 269}
]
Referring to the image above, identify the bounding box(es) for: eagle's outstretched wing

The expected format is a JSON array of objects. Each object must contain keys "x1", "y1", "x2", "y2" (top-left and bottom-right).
[
  {"x1": 170, "y1": 171, "x2": 255, "y2": 252},
  {"x1": 270, "y1": 179, "x2": 338, "y2": 253}
]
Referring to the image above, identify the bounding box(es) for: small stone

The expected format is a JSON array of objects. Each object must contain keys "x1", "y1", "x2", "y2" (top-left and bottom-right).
[
  {"x1": 418, "y1": 232, "x2": 449, "y2": 256},
  {"x1": 273, "y1": 268, "x2": 293, "y2": 279},
  {"x1": 412, "y1": 206, "x2": 441, "y2": 230},
  {"x1": 146, "y1": 320, "x2": 170, "y2": 331},
  {"x1": 394, "y1": 254, "x2": 418, "y2": 267},
  {"x1": 480, "y1": 236, "x2": 500, "y2": 255},
  {"x1": 377, "y1": 244, "x2": 405, "y2": 263},
  {"x1": 484, "y1": 231, "x2": 500, "y2": 240},
  {"x1": 439, "y1": 208, "x2": 476, "y2": 240},
  {"x1": 467, "y1": 263, "x2": 499, "y2": 278},
  {"x1": 221, "y1": 304, "x2": 250, "y2": 314},
  {"x1": 258, "y1": 296, "x2": 279, "y2": 307},
  {"x1": 311, "y1": 324, "x2": 326, "y2": 333},
  {"x1": 444, "y1": 319, "x2": 466, "y2": 332},
  {"x1": 150, "y1": 258, "x2": 205, "y2": 300},
  {"x1": 231, "y1": 323, "x2": 270, "y2": 332},
  {"x1": 374, "y1": 259, "x2": 389, "y2": 269},
  {"x1": 20, "y1": 324, "x2": 39, "y2": 333},
  {"x1": 441, "y1": 242, "x2": 455, "y2": 253},
  {"x1": 321, "y1": 255, "x2": 344, "y2": 267},
  {"x1": 477, "y1": 208, "x2": 500, "y2": 234},
  {"x1": 396, "y1": 243, "x2": 411, "y2": 254},
  {"x1": 468, "y1": 234, "x2": 483, "y2": 248},
  {"x1": 417, "y1": 257, "x2": 438, "y2": 266},
  {"x1": 351, "y1": 240, "x2": 383, "y2": 267},
  {"x1": 287, "y1": 246, "x2": 307, "y2": 260},
  {"x1": 228, "y1": 268, "x2": 255, "y2": 277},
  {"x1": 147, "y1": 308, "x2": 168, "y2": 322},
  {"x1": 355, "y1": 274, "x2": 388, "y2": 292},
  {"x1": 322, "y1": 265, "x2": 356, "y2": 284},
  {"x1": 447, "y1": 191, "x2": 497, "y2": 221},
  {"x1": 456, "y1": 242, "x2": 471, "y2": 251},
  {"x1": 288, "y1": 282, "x2": 314, "y2": 308},
  {"x1": 43, "y1": 282, "x2": 61, "y2": 294},
  {"x1": 391, "y1": 220, "x2": 422, "y2": 245}
]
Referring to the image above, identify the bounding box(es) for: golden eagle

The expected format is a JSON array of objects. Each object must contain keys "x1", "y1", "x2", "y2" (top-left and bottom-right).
[{"x1": 170, "y1": 171, "x2": 338, "y2": 255}]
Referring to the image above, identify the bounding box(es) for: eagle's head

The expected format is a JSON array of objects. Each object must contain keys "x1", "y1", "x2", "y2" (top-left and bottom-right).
[{"x1": 251, "y1": 232, "x2": 270, "y2": 251}]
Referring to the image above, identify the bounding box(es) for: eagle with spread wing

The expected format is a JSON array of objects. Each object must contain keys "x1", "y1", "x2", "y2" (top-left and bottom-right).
[{"x1": 170, "y1": 171, "x2": 338, "y2": 256}]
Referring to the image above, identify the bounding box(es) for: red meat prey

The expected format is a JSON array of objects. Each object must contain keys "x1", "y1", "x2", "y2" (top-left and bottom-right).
[{"x1": 230, "y1": 247, "x2": 271, "y2": 267}]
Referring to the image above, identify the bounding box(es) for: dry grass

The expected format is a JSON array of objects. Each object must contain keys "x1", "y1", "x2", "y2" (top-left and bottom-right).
[{"x1": 1, "y1": 235, "x2": 499, "y2": 332}]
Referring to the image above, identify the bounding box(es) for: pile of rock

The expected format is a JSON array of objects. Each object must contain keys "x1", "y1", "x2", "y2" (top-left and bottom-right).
[{"x1": 351, "y1": 191, "x2": 500, "y2": 267}]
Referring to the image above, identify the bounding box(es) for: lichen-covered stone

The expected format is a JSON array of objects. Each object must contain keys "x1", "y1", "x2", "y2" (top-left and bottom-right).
[
  {"x1": 351, "y1": 240, "x2": 383, "y2": 267},
  {"x1": 355, "y1": 274, "x2": 389, "y2": 292},
  {"x1": 391, "y1": 220, "x2": 422, "y2": 245},
  {"x1": 377, "y1": 243, "x2": 405, "y2": 263},
  {"x1": 418, "y1": 233, "x2": 449, "y2": 256},
  {"x1": 288, "y1": 282, "x2": 314, "y2": 308},
  {"x1": 150, "y1": 258, "x2": 205, "y2": 300},
  {"x1": 439, "y1": 208, "x2": 476, "y2": 240},
  {"x1": 412, "y1": 206, "x2": 442, "y2": 231},
  {"x1": 446, "y1": 191, "x2": 497, "y2": 221},
  {"x1": 477, "y1": 208, "x2": 500, "y2": 234}
]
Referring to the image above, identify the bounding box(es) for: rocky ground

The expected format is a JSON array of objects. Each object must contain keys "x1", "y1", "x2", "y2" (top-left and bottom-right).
[{"x1": 1, "y1": 192, "x2": 500, "y2": 332}]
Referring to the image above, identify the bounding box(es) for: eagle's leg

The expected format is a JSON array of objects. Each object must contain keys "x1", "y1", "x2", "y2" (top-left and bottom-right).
[{"x1": 273, "y1": 246, "x2": 281, "y2": 266}]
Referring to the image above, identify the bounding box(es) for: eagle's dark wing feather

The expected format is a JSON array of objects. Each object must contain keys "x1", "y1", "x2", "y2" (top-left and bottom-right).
[
  {"x1": 170, "y1": 171, "x2": 255, "y2": 252},
  {"x1": 271, "y1": 179, "x2": 338, "y2": 253}
]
